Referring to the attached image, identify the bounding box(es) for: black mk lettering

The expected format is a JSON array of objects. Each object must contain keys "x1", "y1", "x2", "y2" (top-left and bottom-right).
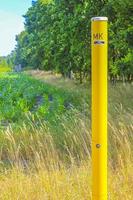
[{"x1": 93, "y1": 33, "x2": 103, "y2": 40}]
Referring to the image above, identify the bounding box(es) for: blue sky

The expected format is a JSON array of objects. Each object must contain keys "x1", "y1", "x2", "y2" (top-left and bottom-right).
[{"x1": 0, "y1": 0, "x2": 32, "y2": 56}]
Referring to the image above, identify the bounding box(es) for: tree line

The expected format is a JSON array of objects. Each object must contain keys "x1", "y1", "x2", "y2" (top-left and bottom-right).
[{"x1": 9, "y1": 0, "x2": 133, "y2": 83}]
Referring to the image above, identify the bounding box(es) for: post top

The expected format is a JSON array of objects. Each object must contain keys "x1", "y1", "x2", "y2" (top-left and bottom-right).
[{"x1": 91, "y1": 17, "x2": 108, "y2": 21}]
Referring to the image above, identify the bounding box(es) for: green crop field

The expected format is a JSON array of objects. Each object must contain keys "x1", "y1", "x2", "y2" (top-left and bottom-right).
[{"x1": 0, "y1": 73, "x2": 83, "y2": 127}]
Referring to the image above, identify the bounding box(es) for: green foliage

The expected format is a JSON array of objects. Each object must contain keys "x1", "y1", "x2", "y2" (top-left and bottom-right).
[
  {"x1": 9, "y1": 0, "x2": 133, "y2": 82},
  {"x1": 0, "y1": 57, "x2": 12, "y2": 72},
  {"x1": 0, "y1": 73, "x2": 81, "y2": 127}
]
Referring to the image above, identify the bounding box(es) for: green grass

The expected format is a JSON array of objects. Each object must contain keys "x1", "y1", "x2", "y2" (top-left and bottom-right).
[
  {"x1": 0, "y1": 72, "x2": 83, "y2": 127},
  {"x1": 0, "y1": 66, "x2": 11, "y2": 73}
]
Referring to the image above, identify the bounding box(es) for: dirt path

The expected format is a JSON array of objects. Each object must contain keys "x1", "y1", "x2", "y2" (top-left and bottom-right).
[{"x1": 26, "y1": 70, "x2": 89, "y2": 94}]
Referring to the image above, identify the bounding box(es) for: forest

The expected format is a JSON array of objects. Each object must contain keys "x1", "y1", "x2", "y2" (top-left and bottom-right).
[{"x1": 7, "y1": 0, "x2": 133, "y2": 83}]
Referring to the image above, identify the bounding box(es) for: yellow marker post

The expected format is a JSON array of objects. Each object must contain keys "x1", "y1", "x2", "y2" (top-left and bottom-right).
[{"x1": 91, "y1": 17, "x2": 108, "y2": 200}]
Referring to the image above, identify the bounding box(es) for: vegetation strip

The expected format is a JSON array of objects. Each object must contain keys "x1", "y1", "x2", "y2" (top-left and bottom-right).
[{"x1": 0, "y1": 72, "x2": 83, "y2": 127}]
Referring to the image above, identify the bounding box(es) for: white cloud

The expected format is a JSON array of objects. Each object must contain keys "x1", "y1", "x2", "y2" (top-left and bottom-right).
[{"x1": 0, "y1": 10, "x2": 24, "y2": 56}]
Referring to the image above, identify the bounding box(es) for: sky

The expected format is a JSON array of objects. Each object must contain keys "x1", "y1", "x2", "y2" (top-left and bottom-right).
[{"x1": 0, "y1": 0, "x2": 32, "y2": 56}]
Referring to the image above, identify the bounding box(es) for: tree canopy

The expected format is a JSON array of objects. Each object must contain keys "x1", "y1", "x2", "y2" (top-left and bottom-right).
[{"x1": 10, "y1": 0, "x2": 133, "y2": 82}]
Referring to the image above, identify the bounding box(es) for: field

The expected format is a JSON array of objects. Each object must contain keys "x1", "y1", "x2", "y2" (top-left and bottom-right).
[
  {"x1": 0, "y1": 72, "x2": 82, "y2": 127},
  {"x1": 0, "y1": 71, "x2": 133, "y2": 199}
]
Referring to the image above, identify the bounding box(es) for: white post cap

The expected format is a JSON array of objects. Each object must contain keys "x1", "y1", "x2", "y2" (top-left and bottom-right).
[{"x1": 91, "y1": 17, "x2": 108, "y2": 21}]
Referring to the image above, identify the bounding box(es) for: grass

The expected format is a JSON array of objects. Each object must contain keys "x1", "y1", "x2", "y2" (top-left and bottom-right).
[
  {"x1": 0, "y1": 66, "x2": 11, "y2": 73},
  {"x1": 0, "y1": 115, "x2": 132, "y2": 200},
  {"x1": 0, "y1": 163, "x2": 132, "y2": 200},
  {"x1": 0, "y1": 71, "x2": 132, "y2": 199},
  {"x1": 0, "y1": 72, "x2": 83, "y2": 126}
]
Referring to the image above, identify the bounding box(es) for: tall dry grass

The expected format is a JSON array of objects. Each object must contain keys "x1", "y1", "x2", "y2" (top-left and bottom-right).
[
  {"x1": 0, "y1": 71, "x2": 133, "y2": 199},
  {"x1": 0, "y1": 109, "x2": 132, "y2": 200}
]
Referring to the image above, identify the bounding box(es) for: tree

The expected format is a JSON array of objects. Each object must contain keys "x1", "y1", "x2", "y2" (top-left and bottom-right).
[{"x1": 8, "y1": 0, "x2": 133, "y2": 83}]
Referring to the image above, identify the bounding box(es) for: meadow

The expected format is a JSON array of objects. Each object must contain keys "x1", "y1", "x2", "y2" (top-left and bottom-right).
[{"x1": 0, "y1": 71, "x2": 132, "y2": 199}]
